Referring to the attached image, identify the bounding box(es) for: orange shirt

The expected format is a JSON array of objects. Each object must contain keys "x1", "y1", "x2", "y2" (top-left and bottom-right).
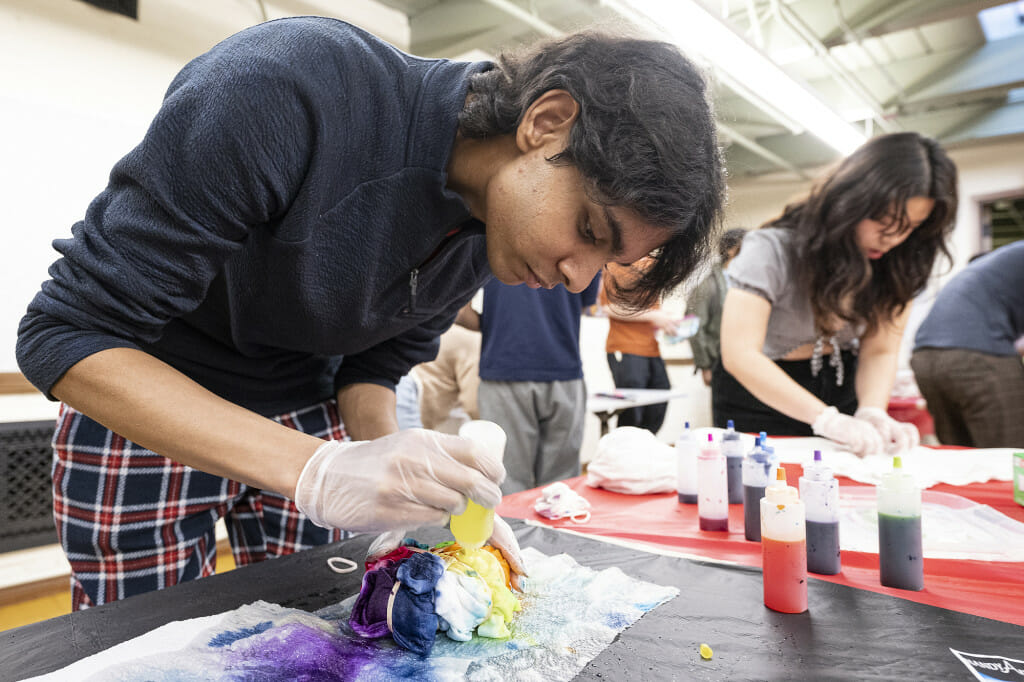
[{"x1": 600, "y1": 263, "x2": 661, "y2": 357}]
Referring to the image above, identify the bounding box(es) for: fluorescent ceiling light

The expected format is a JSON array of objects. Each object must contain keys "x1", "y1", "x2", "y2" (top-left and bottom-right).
[{"x1": 619, "y1": 0, "x2": 867, "y2": 155}]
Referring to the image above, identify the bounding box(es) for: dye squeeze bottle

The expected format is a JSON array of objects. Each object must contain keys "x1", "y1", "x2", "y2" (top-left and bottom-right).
[
  {"x1": 742, "y1": 433, "x2": 776, "y2": 542},
  {"x1": 450, "y1": 420, "x2": 507, "y2": 549},
  {"x1": 697, "y1": 434, "x2": 728, "y2": 531},
  {"x1": 721, "y1": 419, "x2": 744, "y2": 504},
  {"x1": 799, "y1": 451, "x2": 841, "y2": 575},
  {"x1": 676, "y1": 422, "x2": 699, "y2": 504},
  {"x1": 877, "y1": 456, "x2": 924, "y2": 591},
  {"x1": 761, "y1": 468, "x2": 808, "y2": 613}
]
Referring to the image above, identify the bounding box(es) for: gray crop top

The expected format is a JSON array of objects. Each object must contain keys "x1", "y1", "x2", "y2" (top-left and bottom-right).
[{"x1": 725, "y1": 228, "x2": 862, "y2": 382}]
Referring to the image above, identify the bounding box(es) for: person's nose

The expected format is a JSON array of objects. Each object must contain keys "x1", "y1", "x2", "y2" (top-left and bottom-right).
[{"x1": 557, "y1": 251, "x2": 604, "y2": 293}]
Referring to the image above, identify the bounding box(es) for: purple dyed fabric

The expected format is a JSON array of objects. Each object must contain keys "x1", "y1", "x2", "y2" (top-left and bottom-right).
[{"x1": 349, "y1": 561, "x2": 401, "y2": 638}]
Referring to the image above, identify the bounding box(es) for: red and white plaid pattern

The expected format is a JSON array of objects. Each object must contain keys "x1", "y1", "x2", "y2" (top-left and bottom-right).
[{"x1": 51, "y1": 400, "x2": 348, "y2": 610}]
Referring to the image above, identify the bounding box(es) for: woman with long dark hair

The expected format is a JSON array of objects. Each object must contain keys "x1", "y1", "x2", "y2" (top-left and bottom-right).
[{"x1": 715, "y1": 132, "x2": 958, "y2": 455}]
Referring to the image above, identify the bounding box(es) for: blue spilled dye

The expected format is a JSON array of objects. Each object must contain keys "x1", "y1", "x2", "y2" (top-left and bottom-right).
[
  {"x1": 603, "y1": 611, "x2": 631, "y2": 629},
  {"x1": 207, "y1": 620, "x2": 273, "y2": 647}
]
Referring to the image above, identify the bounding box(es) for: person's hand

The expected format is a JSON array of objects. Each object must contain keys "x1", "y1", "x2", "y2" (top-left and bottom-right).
[
  {"x1": 854, "y1": 407, "x2": 920, "y2": 454},
  {"x1": 701, "y1": 368, "x2": 712, "y2": 386},
  {"x1": 649, "y1": 310, "x2": 679, "y2": 336},
  {"x1": 365, "y1": 515, "x2": 528, "y2": 589},
  {"x1": 294, "y1": 429, "x2": 504, "y2": 532},
  {"x1": 1015, "y1": 334, "x2": 1024, "y2": 357},
  {"x1": 812, "y1": 406, "x2": 885, "y2": 457}
]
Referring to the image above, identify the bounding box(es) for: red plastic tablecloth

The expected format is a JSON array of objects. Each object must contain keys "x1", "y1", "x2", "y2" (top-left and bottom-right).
[{"x1": 498, "y1": 463, "x2": 1024, "y2": 626}]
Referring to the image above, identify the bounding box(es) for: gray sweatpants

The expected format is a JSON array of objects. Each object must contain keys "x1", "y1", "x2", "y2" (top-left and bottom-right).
[{"x1": 477, "y1": 379, "x2": 586, "y2": 494}]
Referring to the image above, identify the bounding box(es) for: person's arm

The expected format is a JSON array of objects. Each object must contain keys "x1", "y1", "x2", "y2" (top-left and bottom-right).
[
  {"x1": 852, "y1": 303, "x2": 920, "y2": 453},
  {"x1": 720, "y1": 288, "x2": 828, "y2": 424},
  {"x1": 52, "y1": 348, "x2": 319, "y2": 496},
  {"x1": 855, "y1": 303, "x2": 913, "y2": 410},
  {"x1": 603, "y1": 300, "x2": 678, "y2": 334},
  {"x1": 337, "y1": 383, "x2": 399, "y2": 441},
  {"x1": 455, "y1": 302, "x2": 480, "y2": 331}
]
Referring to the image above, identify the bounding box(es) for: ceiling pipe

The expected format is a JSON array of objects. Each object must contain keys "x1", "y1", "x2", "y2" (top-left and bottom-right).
[
  {"x1": 833, "y1": 0, "x2": 906, "y2": 103},
  {"x1": 770, "y1": 0, "x2": 897, "y2": 132},
  {"x1": 476, "y1": 0, "x2": 814, "y2": 175}
]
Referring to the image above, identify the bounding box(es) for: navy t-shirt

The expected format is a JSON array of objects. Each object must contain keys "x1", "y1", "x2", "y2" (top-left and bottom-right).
[
  {"x1": 914, "y1": 240, "x2": 1024, "y2": 356},
  {"x1": 478, "y1": 276, "x2": 600, "y2": 382}
]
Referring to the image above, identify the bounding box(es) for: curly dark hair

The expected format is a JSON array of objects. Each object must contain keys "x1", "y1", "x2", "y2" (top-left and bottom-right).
[
  {"x1": 459, "y1": 31, "x2": 725, "y2": 309},
  {"x1": 764, "y1": 132, "x2": 958, "y2": 335},
  {"x1": 718, "y1": 228, "x2": 747, "y2": 262}
]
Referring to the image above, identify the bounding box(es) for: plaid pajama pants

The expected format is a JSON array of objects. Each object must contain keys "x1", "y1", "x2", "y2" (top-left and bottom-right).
[{"x1": 51, "y1": 400, "x2": 349, "y2": 611}]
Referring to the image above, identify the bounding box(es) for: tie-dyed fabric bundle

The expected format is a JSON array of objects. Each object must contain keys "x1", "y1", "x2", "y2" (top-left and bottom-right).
[{"x1": 26, "y1": 546, "x2": 678, "y2": 681}]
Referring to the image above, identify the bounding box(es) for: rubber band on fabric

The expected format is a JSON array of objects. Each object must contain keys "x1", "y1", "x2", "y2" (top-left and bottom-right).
[
  {"x1": 533, "y1": 482, "x2": 591, "y2": 524},
  {"x1": 385, "y1": 580, "x2": 402, "y2": 634},
  {"x1": 327, "y1": 556, "x2": 358, "y2": 574}
]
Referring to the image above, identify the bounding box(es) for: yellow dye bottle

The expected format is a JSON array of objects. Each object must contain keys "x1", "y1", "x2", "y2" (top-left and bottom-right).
[{"x1": 450, "y1": 420, "x2": 507, "y2": 549}]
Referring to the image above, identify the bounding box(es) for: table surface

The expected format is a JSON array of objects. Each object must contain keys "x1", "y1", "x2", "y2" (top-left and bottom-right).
[
  {"x1": 587, "y1": 388, "x2": 689, "y2": 414},
  {"x1": 1, "y1": 520, "x2": 1020, "y2": 681},
  {"x1": 499, "y1": 467, "x2": 1024, "y2": 628}
]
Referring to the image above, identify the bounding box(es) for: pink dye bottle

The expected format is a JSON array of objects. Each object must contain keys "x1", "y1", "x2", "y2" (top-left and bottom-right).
[{"x1": 697, "y1": 433, "x2": 728, "y2": 531}]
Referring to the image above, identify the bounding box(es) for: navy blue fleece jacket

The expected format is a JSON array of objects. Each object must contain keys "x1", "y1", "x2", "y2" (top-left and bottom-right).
[{"x1": 16, "y1": 17, "x2": 493, "y2": 416}]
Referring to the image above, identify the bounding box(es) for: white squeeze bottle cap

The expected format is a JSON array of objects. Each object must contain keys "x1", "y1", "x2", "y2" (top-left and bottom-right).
[
  {"x1": 761, "y1": 468, "x2": 804, "y2": 542},
  {"x1": 451, "y1": 420, "x2": 507, "y2": 548},
  {"x1": 877, "y1": 456, "x2": 921, "y2": 517}
]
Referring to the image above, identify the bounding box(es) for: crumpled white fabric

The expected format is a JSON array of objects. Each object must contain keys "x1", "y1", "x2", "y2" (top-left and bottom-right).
[
  {"x1": 767, "y1": 437, "x2": 1014, "y2": 488},
  {"x1": 585, "y1": 427, "x2": 677, "y2": 494},
  {"x1": 533, "y1": 481, "x2": 592, "y2": 522}
]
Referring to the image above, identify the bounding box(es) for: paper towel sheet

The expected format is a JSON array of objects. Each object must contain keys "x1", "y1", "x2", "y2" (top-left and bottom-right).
[{"x1": 26, "y1": 548, "x2": 678, "y2": 682}]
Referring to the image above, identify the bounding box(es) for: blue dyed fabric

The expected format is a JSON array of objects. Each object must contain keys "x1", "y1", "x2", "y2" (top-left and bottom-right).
[{"x1": 390, "y1": 552, "x2": 446, "y2": 657}]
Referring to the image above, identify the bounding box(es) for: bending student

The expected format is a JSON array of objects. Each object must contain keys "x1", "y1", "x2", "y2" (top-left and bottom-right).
[
  {"x1": 716, "y1": 132, "x2": 957, "y2": 456},
  {"x1": 911, "y1": 241, "x2": 1024, "y2": 447},
  {"x1": 15, "y1": 19, "x2": 725, "y2": 609}
]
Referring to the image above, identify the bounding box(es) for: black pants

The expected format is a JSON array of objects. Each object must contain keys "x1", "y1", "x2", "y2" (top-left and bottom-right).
[
  {"x1": 711, "y1": 351, "x2": 858, "y2": 435},
  {"x1": 607, "y1": 352, "x2": 671, "y2": 434}
]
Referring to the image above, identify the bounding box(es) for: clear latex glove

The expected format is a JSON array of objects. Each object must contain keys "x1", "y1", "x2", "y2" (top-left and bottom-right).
[
  {"x1": 812, "y1": 406, "x2": 885, "y2": 457},
  {"x1": 365, "y1": 516, "x2": 528, "y2": 590},
  {"x1": 854, "y1": 406, "x2": 920, "y2": 454},
  {"x1": 294, "y1": 429, "x2": 504, "y2": 533}
]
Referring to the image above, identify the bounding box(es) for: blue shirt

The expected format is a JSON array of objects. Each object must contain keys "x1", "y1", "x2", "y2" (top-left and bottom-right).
[
  {"x1": 16, "y1": 18, "x2": 494, "y2": 416},
  {"x1": 914, "y1": 240, "x2": 1024, "y2": 356},
  {"x1": 478, "y1": 277, "x2": 600, "y2": 382}
]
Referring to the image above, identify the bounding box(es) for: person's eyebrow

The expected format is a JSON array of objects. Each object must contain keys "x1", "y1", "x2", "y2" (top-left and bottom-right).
[{"x1": 603, "y1": 206, "x2": 625, "y2": 259}]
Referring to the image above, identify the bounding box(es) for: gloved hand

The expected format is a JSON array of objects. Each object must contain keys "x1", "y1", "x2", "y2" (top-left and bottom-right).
[
  {"x1": 294, "y1": 428, "x2": 504, "y2": 533},
  {"x1": 811, "y1": 406, "x2": 885, "y2": 457},
  {"x1": 366, "y1": 515, "x2": 528, "y2": 589},
  {"x1": 854, "y1": 406, "x2": 920, "y2": 454}
]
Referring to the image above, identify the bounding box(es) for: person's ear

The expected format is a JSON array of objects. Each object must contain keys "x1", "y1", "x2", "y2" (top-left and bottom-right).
[{"x1": 515, "y1": 90, "x2": 579, "y2": 152}]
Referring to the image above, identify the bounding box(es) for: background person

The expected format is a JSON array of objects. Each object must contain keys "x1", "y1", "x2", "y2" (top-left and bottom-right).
[
  {"x1": 471, "y1": 276, "x2": 601, "y2": 494},
  {"x1": 716, "y1": 132, "x2": 958, "y2": 456},
  {"x1": 15, "y1": 19, "x2": 725, "y2": 608},
  {"x1": 687, "y1": 227, "x2": 746, "y2": 388},
  {"x1": 599, "y1": 258, "x2": 676, "y2": 434},
  {"x1": 911, "y1": 241, "x2": 1024, "y2": 447}
]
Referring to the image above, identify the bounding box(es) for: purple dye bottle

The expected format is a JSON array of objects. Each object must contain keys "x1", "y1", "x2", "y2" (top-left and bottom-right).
[
  {"x1": 877, "y1": 456, "x2": 924, "y2": 591},
  {"x1": 799, "y1": 450, "x2": 841, "y2": 575},
  {"x1": 676, "y1": 422, "x2": 699, "y2": 504},
  {"x1": 742, "y1": 432, "x2": 776, "y2": 541},
  {"x1": 721, "y1": 419, "x2": 744, "y2": 504},
  {"x1": 698, "y1": 433, "x2": 728, "y2": 531}
]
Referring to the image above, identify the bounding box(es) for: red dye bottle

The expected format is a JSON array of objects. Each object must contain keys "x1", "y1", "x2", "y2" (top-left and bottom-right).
[{"x1": 760, "y1": 468, "x2": 808, "y2": 613}]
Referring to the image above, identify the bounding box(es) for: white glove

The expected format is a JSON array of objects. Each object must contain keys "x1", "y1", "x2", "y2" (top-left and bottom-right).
[
  {"x1": 854, "y1": 406, "x2": 920, "y2": 454},
  {"x1": 294, "y1": 428, "x2": 504, "y2": 533},
  {"x1": 812, "y1": 406, "x2": 885, "y2": 457},
  {"x1": 366, "y1": 516, "x2": 528, "y2": 588}
]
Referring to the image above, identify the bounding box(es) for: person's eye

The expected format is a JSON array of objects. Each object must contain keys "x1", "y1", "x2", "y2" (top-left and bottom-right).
[{"x1": 580, "y1": 221, "x2": 598, "y2": 245}]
